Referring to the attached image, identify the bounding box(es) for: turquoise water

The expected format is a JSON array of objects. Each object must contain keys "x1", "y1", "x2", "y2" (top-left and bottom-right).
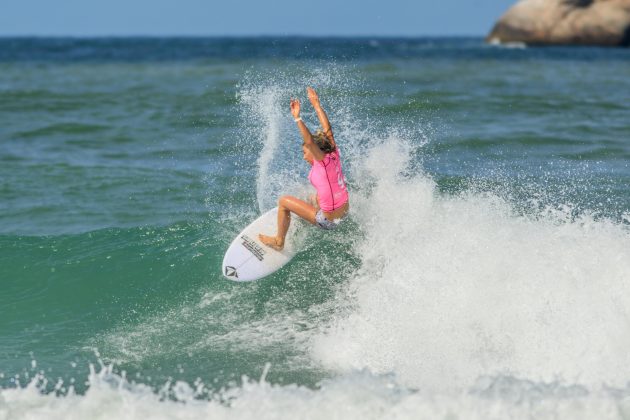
[{"x1": 2, "y1": 38, "x2": 630, "y2": 419}]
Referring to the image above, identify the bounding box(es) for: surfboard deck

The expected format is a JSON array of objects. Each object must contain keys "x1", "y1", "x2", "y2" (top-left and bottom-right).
[{"x1": 222, "y1": 207, "x2": 298, "y2": 282}]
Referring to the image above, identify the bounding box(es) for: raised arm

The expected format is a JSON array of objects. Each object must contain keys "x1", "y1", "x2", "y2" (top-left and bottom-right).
[
  {"x1": 291, "y1": 98, "x2": 325, "y2": 161},
  {"x1": 307, "y1": 87, "x2": 336, "y2": 148}
]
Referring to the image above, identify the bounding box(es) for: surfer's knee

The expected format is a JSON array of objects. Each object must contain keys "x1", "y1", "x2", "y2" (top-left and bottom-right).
[{"x1": 278, "y1": 195, "x2": 291, "y2": 208}]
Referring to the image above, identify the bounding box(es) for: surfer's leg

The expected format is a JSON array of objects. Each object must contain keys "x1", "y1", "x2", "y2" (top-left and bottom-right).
[
  {"x1": 277, "y1": 195, "x2": 317, "y2": 232},
  {"x1": 259, "y1": 195, "x2": 317, "y2": 250}
]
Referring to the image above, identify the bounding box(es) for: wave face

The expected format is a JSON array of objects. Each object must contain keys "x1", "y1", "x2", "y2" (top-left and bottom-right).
[{"x1": 2, "y1": 38, "x2": 630, "y2": 419}]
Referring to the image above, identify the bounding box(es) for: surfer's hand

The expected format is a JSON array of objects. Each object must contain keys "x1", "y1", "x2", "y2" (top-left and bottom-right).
[
  {"x1": 290, "y1": 98, "x2": 301, "y2": 119},
  {"x1": 307, "y1": 87, "x2": 320, "y2": 107}
]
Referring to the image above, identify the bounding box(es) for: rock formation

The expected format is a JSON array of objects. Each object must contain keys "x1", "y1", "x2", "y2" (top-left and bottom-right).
[{"x1": 486, "y1": 0, "x2": 630, "y2": 46}]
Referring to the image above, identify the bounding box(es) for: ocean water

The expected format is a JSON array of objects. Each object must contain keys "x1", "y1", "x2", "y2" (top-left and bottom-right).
[{"x1": 1, "y1": 37, "x2": 630, "y2": 419}]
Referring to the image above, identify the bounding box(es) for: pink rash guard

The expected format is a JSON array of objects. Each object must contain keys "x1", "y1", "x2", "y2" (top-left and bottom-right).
[{"x1": 308, "y1": 148, "x2": 348, "y2": 212}]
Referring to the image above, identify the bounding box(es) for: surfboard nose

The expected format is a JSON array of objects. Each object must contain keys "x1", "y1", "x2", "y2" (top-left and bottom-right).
[
  {"x1": 224, "y1": 265, "x2": 238, "y2": 279},
  {"x1": 221, "y1": 207, "x2": 297, "y2": 282}
]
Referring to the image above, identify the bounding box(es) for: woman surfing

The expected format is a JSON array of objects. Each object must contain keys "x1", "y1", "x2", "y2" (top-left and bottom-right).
[{"x1": 259, "y1": 87, "x2": 349, "y2": 251}]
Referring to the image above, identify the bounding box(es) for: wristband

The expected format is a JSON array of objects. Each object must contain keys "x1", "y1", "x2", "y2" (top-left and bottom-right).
[{"x1": 294, "y1": 117, "x2": 302, "y2": 123}]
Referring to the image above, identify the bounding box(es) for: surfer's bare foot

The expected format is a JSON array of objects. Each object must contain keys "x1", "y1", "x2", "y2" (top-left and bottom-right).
[{"x1": 259, "y1": 234, "x2": 284, "y2": 251}]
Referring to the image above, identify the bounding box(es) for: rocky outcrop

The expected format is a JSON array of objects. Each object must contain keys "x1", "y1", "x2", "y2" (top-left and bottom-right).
[{"x1": 486, "y1": 0, "x2": 630, "y2": 46}]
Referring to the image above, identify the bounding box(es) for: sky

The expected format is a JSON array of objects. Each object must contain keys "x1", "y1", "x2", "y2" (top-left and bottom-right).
[{"x1": 1, "y1": 0, "x2": 517, "y2": 37}]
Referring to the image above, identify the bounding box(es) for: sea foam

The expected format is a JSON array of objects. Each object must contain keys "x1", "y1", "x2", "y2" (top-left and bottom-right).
[
  {"x1": 3, "y1": 363, "x2": 630, "y2": 420},
  {"x1": 313, "y1": 134, "x2": 630, "y2": 391}
]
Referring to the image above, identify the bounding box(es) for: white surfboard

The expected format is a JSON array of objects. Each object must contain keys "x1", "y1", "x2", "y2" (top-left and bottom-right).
[{"x1": 222, "y1": 207, "x2": 299, "y2": 282}]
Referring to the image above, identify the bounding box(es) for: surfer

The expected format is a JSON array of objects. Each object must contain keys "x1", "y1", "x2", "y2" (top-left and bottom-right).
[{"x1": 259, "y1": 87, "x2": 349, "y2": 251}]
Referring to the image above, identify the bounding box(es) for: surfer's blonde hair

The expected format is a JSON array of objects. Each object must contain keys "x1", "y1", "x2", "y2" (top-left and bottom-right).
[{"x1": 312, "y1": 129, "x2": 335, "y2": 153}]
